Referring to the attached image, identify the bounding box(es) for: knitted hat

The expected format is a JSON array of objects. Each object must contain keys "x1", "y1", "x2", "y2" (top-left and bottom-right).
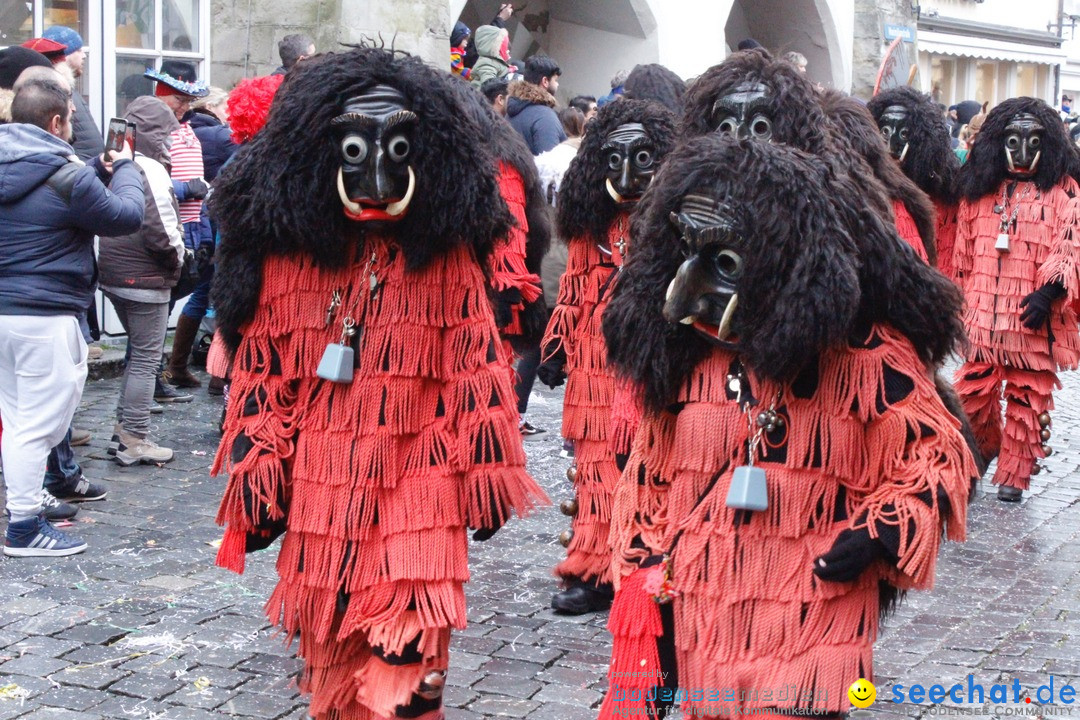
[
  {"x1": 0, "y1": 47, "x2": 53, "y2": 89},
  {"x1": 21, "y1": 37, "x2": 67, "y2": 60},
  {"x1": 42, "y1": 26, "x2": 84, "y2": 55},
  {"x1": 451, "y1": 21, "x2": 471, "y2": 48}
]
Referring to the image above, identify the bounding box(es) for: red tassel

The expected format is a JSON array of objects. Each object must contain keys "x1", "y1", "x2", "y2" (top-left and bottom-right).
[
  {"x1": 598, "y1": 566, "x2": 665, "y2": 720},
  {"x1": 215, "y1": 526, "x2": 247, "y2": 574}
]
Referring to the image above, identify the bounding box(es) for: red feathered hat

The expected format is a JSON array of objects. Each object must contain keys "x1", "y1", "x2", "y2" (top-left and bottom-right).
[{"x1": 228, "y1": 74, "x2": 284, "y2": 144}]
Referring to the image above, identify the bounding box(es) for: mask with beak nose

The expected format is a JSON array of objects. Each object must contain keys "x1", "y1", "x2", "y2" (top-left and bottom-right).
[
  {"x1": 1004, "y1": 112, "x2": 1043, "y2": 177},
  {"x1": 877, "y1": 104, "x2": 910, "y2": 163},
  {"x1": 662, "y1": 193, "x2": 745, "y2": 345},
  {"x1": 332, "y1": 84, "x2": 418, "y2": 223},
  {"x1": 602, "y1": 122, "x2": 658, "y2": 205}
]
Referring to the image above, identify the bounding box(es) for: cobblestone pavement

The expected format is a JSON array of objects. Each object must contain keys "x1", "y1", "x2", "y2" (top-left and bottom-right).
[{"x1": 0, "y1": 354, "x2": 1079, "y2": 720}]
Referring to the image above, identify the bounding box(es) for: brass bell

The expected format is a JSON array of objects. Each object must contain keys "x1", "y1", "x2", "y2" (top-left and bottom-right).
[
  {"x1": 1038, "y1": 412, "x2": 1052, "y2": 428},
  {"x1": 417, "y1": 670, "x2": 446, "y2": 700},
  {"x1": 559, "y1": 498, "x2": 579, "y2": 516},
  {"x1": 1031, "y1": 464, "x2": 1042, "y2": 475},
  {"x1": 1039, "y1": 428, "x2": 1051, "y2": 442},
  {"x1": 1042, "y1": 444, "x2": 1053, "y2": 457},
  {"x1": 559, "y1": 529, "x2": 574, "y2": 547},
  {"x1": 566, "y1": 466, "x2": 578, "y2": 483}
]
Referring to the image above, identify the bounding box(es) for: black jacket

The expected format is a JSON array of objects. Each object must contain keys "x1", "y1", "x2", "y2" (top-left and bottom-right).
[
  {"x1": 70, "y1": 91, "x2": 104, "y2": 161},
  {"x1": 189, "y1": 110, "x2": 236, "y2": 181}
]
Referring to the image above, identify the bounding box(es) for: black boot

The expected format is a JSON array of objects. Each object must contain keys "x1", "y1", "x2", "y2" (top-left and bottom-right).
[
  {"x1": 551, "y1": 579, "x2": 614, "y2": 615},
  {"x1": 997, "y1": 485, "x2": 1023, "y2": 502}
]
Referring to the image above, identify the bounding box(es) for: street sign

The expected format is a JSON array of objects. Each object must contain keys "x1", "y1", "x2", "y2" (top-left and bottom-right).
[{"x1": 884, "y1": 23, "x2": 915, "y2": 42}]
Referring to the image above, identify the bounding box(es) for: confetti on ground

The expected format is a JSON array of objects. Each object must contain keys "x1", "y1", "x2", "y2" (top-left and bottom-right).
[
  {"x1": 193, "y1": 677, "x2": 211, "y2": 691},
  {"x1": 207, "y1": 538, "x2": 222, "y2": 548},
  {"x1": 0, "y1": 683, "x2": 29, "y2": 701},
  {"x1": 191, "y1": 450, "x2": 207, "y2": 456}
]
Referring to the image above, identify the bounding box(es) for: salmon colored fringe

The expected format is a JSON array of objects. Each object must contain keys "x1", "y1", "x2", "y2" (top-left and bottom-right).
[
  {"x1": 598, "y1": 567, "x2": 664, "y2": 720},
  {"x1": 606, "y1": 324, "x2": 974, "y2": 716},
  {"x1": 954, "y1": 361, "x2": 1057, "y2": 490},
  {"x1": 490, "y1": 162, "x2": 541, "y2": 338},
  {"x1": 212, "y1": 239, "x2": 547, "y2": 719},
  {"x1": 543, "y1": 213, "x2": 641, "y2": 584},
  {"x1": 934, "y1": 198, "x2": 959, "y2": 280},
  {"x1": 206, "y1": 331, "x2": 231, "y2": 379},
  {"x1": 955, "y1": 178, "x2": 1080, "y2": 371},
  {"x1": 892, "y1": 199, "x2": 930, "y2": 263}
]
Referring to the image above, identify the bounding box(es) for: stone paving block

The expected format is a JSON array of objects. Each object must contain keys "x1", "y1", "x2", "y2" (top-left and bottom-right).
[
  {"x1": 467, "y1": 695, "x2": 540, "y2": 716},
  {"x1": 0, "y1": 653, "x2": 70, "y2": 677},
  {"x1": 15, "y1": 708, "x2": 103, "y2": 720},
  {"x1": 107, "y1": 671, "x2": 186, "y2": 700},
  {"x1": 219, "y1": 691, "x2": 302, "y2": 718},
  {"x1": 53, "y1": 665, "x2": 132, "y2": 691},
  {"x1": 524, "y1": 699, "x2": 599, "y2": 720},
  {"x1": 35, "y1": 684, "x2": 107, "y2": 712},
  {"x1": 472, "y1": 673, "x2": 542, "y2": 699}
]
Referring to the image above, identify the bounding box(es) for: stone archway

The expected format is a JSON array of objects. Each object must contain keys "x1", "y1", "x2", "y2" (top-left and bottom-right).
[
  {"x1": 453, "y1": 0, "x2": 659, "y2": 102},
  {"x1": 725, "y1": 0, "x2": 848, "y2": 90}
]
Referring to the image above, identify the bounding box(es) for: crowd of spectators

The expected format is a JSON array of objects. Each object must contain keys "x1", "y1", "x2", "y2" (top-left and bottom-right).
[{"x1": 0, "y1": 30, "x2": 307, "y2": 557}]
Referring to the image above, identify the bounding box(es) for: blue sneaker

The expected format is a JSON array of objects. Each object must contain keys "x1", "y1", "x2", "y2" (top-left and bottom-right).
[{"x1": 4, "y1": 514, "x2": 87, "y2": 557}]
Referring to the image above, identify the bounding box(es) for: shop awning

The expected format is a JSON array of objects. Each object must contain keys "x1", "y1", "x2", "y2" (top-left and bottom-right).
[{"x1": 918, "y1": 29, "x2": 1067, "y2": 66}]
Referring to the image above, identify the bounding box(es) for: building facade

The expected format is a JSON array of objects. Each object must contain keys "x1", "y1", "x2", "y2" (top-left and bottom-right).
[{"x1": 916, "y1": 0, "x2": 1063, "y2": 108}]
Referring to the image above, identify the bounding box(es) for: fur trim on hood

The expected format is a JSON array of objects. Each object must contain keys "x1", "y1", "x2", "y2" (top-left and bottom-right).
[
  {"x1": 0, "y1": 89, "x2": 12, "y2": 123},
  {"x1": 508, "y1": 80, "x2": 556, "y2": 109}
]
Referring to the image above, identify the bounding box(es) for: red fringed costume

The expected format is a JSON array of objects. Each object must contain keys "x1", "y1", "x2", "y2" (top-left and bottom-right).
[
  {"x1": 601, "y1": 327, "x2": 972, "y2": 718},
  {"x1": 953, "y1": 177, "x2": 1080, "y2": 490},
  {"x1": 214, "y1": 242, "x2": 545, "y2": 719},
  {"x1": 892, "y1": 199, "x2": 930, "y2": 263},
  {"x1": 934, "y1": 199, "x2": 959, "y2": 280},
  {"x1": 544, "y1": 214, "x2": 636, "y2": 585},
  {"x1": 490, "y1": 162, "x2": 542, "y2": 338}
]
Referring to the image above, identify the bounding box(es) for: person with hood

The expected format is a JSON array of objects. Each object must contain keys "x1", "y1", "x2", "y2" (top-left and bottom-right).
[
  {"x1": 450, "y1": 22, "x2": 471, "y2": 80},
  {"x1": 508, "y1": 55, "x2": 565, "y2": 155},
  {"x1": 469, "y1": 25, "x2": 513, "y2": 90},
  {"x1": 597, "y1": 69, "x2": 628, "y2": 108},
  {"x1": 99, "y1": 96, "x2": 186, "y2": 467},
  {"x1": 0, "y1": 76, "x2": 144, "y2": 557}
]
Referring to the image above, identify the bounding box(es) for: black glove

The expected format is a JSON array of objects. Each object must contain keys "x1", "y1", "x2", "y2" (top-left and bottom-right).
[
  {"x1": 195, "y1": 242, "x2": 215, "y2": 273},
  {"x1": 493, "y1": 287, "x2": 522, "y2": 330},
  {"x1": 537, "y1": 344, "x2": 567, "y2": 388},
  {"x1": 812, "y1": 527, "x2": 890, "y2": 583},
  {"x1": 1019, "y1": 281, "x2": 1066, "y2": 330},
  {"x1": 185, "y1": 177, "x2": 210, "y2": 200}
]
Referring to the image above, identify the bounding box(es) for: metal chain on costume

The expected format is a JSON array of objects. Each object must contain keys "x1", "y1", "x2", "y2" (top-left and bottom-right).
[
  {"x1": 325, "y1": 250, "x2": 379, "y2": 344},
  {"x1": 996, "y1": 182, "x2": 1036, "y2": 235}
]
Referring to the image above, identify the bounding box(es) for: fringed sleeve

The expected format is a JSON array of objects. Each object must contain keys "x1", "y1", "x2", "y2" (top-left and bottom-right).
[
  {"x1": 490, "y1": 164, "x2": 543, "y2": 302},
  {"x1": 934, "y1": 199, "x2": 959, "y2": 282},
  {"x1": 841, "y1": 326, "x2": 975, "y2": 590},
  {"x1": 953, "y1": 197, "x2": 977, "y2": 282},
  {"x1": 444, "y1": 260, "x2": 548, "y2": 531},
  {"x1": 540, "y1": 238, "x2": 593, "y2": 360},
  {"x1": 1037, "y1": 183, "x2": 1080, "y2": 301},
  {"x1": 212, "y1": 258, "x2": 306, "y2": 574},
  {"x1": 893, "y1": 199, "x2": 930, "y2": 264}
]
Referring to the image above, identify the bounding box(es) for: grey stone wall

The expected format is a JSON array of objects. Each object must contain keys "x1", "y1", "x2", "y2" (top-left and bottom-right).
[
  {"x1": 210, "y1": 0, "x2": 450, "y2": 89},
  {"x1": 852, "y1": 0, "x2": 919, "y2": 98}
]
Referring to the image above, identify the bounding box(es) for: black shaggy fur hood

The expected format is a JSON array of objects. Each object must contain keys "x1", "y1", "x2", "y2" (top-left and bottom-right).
[
  {"x1": 681, "y1": 50, "x2": 831, "y2": 155},
  {"x1": 681, "y1": 51, "x2": 896, "y2": 234},
  {"x1": 960, "y1": 97, "x2": 1074, "y2": 200},
  {"x1": 603, "y1": 135, "x2": 965, "y2": 412},
  {"x1": 449, "y1": 80, "x2": 552, "y2": 343},
  {"x1": 867, "y1": 86, "x2": 960, "y2": 205},
  {"x1": 210, "y1": 48, "x2": 513, "y2": 349},
  {"x1": 556, "y1": 98, "x2": 677, "y2": 244},
  {"x1": 819, "y1": 88, "x2": 938, "y2": 266}
]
